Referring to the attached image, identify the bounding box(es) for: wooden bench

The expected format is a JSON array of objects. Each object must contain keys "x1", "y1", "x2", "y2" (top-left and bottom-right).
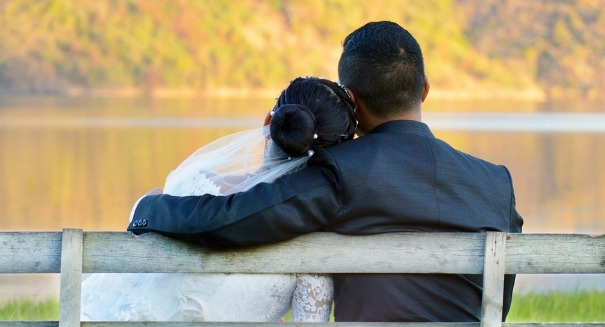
[{"x1": 0, "y1": 229, "x2": 603, "y2": 327}]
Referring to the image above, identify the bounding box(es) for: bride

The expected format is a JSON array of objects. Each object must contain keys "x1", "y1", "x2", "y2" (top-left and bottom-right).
[{"x1": 80, "y1": 76, "x2": 357, "y2": 322}]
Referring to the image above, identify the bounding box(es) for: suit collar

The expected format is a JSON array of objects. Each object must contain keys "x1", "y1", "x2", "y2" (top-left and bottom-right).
[{"x1": 370, "y1": 120, "x2": 435, "y2": 138}]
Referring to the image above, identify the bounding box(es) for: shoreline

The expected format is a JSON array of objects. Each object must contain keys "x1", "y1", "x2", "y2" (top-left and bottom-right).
[
  {"x1": 0, "y1": 86, "x2": 551, "y2": 101},
  {"x1": 2, "y1": 85, "x2": 602, "y2": 101}
]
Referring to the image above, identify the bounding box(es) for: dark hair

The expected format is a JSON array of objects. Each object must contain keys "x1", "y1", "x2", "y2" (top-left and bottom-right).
[
  {"x1": 338, "y1": 21, "x2": 425, "y2": 117},
  {"x1": 270, "y1": 77, "x2": 357, "y2": 157}
]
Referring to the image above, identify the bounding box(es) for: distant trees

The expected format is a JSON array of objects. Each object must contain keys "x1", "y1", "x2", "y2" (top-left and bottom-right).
[
  {"x1": 1, "y1": 0, "x2": 603, "y2": 99},
  {"x1": 458, "y1": 0, "x2": 605, "y2": 98}
]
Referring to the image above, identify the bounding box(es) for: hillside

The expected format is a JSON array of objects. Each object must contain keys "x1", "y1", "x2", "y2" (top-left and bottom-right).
[{"x1": 0, "y1": 0, "x2": 603, "y2": 99}]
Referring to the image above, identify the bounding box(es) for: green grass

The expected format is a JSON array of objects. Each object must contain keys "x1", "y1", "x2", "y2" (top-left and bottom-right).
[
  {"x1": 0, "y1": 299, "x2": 59, "y2": 321},
  {"x1": 507, "y1": 289, "x2": 605, "y2": 322},
  {"x1": 1, "y1": 290, "x2": 603, "y2": 322}
]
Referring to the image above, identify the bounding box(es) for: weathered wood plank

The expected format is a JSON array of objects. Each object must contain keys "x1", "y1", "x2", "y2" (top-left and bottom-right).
[
  {"x1": 82, "y1": 232, "x2": 486, "y2": 274},
  {"x1": 79, "y1": 323, "x2": 479, "y2": 327},
  {"x1": 0, "y1": 324, "x2": 71, "y2": 327},
  {"x1": 505, "y1": 234, "x2": 605, "y2": 274},
  {"x1": 0, "y1": 322, "x2": 603, "y2": 327},
  {"x1": 1, "y1": 231, "x2": 603, "y2": 326},
  {"x1": 0, "y1": 232, "x2": 62, "y2": 273},
  {"x1": 59, "y1": 229, "x2": 83, "y2": 327},
  {"x1": 502, "y1": 324, "x2": 605, "y2": 327},
  {"x1": 1, "y1": 323, "x2": 604, "y2": 327},
  {"x1": 80, "y1": 324, "x2": 605, "y2": 327},
  {"x1": 481, "y1": 232, "x2": 507, "y2": 327}
]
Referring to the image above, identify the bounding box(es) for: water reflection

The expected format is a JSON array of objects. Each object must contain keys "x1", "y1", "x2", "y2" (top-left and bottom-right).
[
  {"x1": 0, "y1": 117, "x2": 260, "y2": 128},
  {"x1": 2, "y1": 112, "x2": 605, "y2": 131},
  {"x1": 0, "y1": 97, "x2": 604, "y2": 233}
]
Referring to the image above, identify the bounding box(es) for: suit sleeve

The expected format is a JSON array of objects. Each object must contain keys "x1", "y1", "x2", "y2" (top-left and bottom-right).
[{"x1": 127, "y1": 151, "x2": 344, "y2": 247}]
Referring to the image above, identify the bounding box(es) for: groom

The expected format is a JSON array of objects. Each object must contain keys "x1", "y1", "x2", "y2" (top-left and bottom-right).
[{"x1": 128, "y1": 21, "x2": 523, "y2": 322}]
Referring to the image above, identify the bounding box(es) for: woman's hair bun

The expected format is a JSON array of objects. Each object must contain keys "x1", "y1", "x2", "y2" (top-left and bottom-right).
[{"x1": 269, "y1": 104, "x2": 317, "y2": 157}]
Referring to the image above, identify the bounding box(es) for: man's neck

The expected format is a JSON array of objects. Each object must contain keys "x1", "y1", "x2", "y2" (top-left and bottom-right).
[
  {"x1": 358, "y1": 108, "x2": 421, "y2": 136},
  {"x1": 392, "y1": 109, "x2": 421, "y2": 122}
]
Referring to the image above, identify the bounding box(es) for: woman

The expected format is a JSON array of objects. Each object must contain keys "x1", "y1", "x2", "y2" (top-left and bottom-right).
[{"x1": 81, "y1": 76, "x2": 357, "y2": 322}]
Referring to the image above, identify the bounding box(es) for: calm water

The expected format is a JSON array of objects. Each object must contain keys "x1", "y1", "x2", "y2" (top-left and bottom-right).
[
  {"x1": 0, "y1": 96, "x2": 604, "y2": 300},
  {"x1": 1, "y1": 96, "x2": 603, "y2": 233}
]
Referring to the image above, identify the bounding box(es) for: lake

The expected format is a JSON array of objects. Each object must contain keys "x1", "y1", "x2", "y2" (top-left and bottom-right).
[{"x1": 0, "y1": 95, "x2": 604, "y2": 300}]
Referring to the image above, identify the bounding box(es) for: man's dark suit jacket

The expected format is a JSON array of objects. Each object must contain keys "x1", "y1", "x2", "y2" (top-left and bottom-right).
[{"x1": 129, "y1": 120, "x2": 524, "y2": 322}]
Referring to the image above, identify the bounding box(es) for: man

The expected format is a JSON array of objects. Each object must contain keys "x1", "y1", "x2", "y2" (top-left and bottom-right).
[{"x1": 128, "y1": 21, "x2": 523, "y2": 322}]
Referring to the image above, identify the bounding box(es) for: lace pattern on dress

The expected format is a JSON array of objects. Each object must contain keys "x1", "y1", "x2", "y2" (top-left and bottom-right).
[{"x1": 291, "y1": 273, "x2": 334, "y2": 322}]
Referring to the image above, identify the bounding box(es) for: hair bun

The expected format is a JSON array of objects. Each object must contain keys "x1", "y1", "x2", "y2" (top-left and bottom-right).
[{"x1": 269, "y1": 104, "x2": 317, "y2": 157}]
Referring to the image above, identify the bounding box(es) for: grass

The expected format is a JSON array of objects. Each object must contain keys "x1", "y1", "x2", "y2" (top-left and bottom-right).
[
  {"x1": 1, "y1": 290, "x2": 603, "y2": 322},
  {"x1": 507, "y1": 289, "x2": 605, "y2": 322},
  {"x1": 0, "y1": 299, "x2": 59, "y2": 321}
]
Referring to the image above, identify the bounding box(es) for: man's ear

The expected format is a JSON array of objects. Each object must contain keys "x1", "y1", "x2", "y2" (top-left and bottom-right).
[
  {"x1": 345, "y1": 88, "x2": 358, "y2": 111},
  {"x1": 345, "y1": 88, "x2": 370, "y2": 136},
  {"x1": 421, "y1": 75, "x2": 430, "y2": 103}
]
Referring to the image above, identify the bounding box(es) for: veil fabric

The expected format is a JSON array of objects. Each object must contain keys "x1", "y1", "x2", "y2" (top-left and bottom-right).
[{"x1": 164, "y1": 126, "x2": 310, "y2": 196}]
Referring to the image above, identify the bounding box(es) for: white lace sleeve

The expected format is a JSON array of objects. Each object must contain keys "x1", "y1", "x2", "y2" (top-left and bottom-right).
[{"x1": 291, "y1": 274, "x2": 334, "y2": 322}]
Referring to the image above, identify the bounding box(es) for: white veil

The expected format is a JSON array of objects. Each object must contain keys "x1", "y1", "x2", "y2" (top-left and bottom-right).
[{"x1": 164, "y1": 126, "x2": 310, "y2": 197}]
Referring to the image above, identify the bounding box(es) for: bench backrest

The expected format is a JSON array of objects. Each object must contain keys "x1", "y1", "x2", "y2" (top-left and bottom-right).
[{"x1": 0, "y1": 230, "x2": 603, "y2": 327}]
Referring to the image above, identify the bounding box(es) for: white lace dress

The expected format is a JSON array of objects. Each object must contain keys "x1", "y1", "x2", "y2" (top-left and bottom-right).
[
  {"x1": 81, "y1": 147, "x2": 334, "y2": 322},
  {"x1": 80, "y1": 272, "x2": 332, "y2": 322}
]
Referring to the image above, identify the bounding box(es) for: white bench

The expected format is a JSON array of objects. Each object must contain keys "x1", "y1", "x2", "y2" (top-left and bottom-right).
[{"x1": 1, "y1": 229, "x2": 603, "y2": 327}]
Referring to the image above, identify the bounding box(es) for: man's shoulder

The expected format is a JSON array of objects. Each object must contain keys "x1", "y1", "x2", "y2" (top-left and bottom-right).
[{"x1": 428, "y1": 136, "x2": 511, "y2": 177}]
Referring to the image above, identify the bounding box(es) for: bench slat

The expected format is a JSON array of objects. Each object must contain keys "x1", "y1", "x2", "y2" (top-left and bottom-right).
[
  {"x1": 0, "y1": 323, "x2": 58, "y2": 327},
  {"x1": 1, "y1": 230, "x2": 603, "y2": 326},
  {"x1": 3, "y1": 232, "x2": 603, "y2": 274},
  {"x1": 82, "y1": 232, "x2": 487, "y2": 274},
  {"x1": 505, "y1": 234, "x2": 605, "y2": 274},
  {"x1": 0, "y1": 232, "x2": 62, "y2": 273},
  {"x1": 1, "y1": 322, "x2": 604, "y2": 327},
  {"x1": 481, "y1": 232, "x2": 507, "y2": 327},
  {"x1": 59, "y1": 229, "x2": 83, "y2": 327},
  {"x1": 80, "y1": 323, "x2": 480, "y2": 327}
]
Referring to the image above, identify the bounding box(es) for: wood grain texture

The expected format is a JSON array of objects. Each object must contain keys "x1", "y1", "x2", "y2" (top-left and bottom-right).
[
  {"x1": 0, "y1": 232, "x2": 62, "y2": 273},
  {"x1": 82, "y1": 231, "x2": 486, "y2": 274},
  {"x1": 1, "y1": 230, "x2": 603, "y2": 326},
  {"x1": 1, "y1": 322, "x2": 604, "y2": 327},
  {"x1": 481, "y1": 232, "x2": 507, "y2": 327},
  {"x1": 59, "y1": 229, "x2": 83, "y2": 327},
  {"x1": 505, "y1": 233, "x2": 605, "y2": 274}
]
